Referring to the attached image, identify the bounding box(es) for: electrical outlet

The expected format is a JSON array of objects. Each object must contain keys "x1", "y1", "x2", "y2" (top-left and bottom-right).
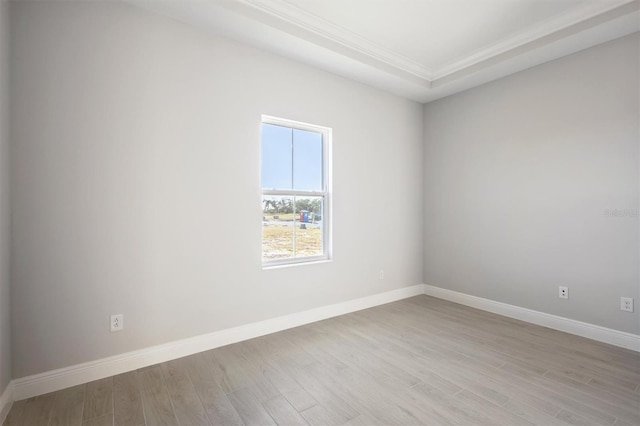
[
  {"x1": 110, "y1": 314, "x2": 124, "y2": 332},
  {"x1": 620, "y1": 297, "x2": 634, "y2": 312},
  {"x1": 379, "y1": 269, "x2": 384, "y2": 280},
  {"x1": 558, "y1": 286, "x2": 569, "y2": 300}
]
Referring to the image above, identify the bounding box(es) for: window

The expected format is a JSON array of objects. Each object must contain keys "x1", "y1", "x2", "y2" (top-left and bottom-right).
[{"x1": 261, "y1": 115, "x2": 331, "y2": 267}]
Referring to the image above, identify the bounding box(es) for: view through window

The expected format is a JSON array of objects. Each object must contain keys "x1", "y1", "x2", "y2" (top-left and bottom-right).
[{"x1": 261, "y1": 116, "x2": 331, "y2": 266}]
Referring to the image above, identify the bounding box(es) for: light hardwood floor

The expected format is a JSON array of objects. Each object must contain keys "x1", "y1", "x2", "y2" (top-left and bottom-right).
[{"x1": 4, "y1": 295, "x2": 640, "y2": 426}]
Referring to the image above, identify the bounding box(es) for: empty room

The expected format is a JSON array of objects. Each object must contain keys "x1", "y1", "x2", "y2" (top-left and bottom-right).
[{"x1": 0, "y1": 0, "x2": 638, "y2": 425}]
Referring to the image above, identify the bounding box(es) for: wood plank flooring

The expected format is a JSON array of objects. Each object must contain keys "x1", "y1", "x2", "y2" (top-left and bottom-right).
[{"x1": 4, "y1": 295, "x2": 639, "y2": 425}]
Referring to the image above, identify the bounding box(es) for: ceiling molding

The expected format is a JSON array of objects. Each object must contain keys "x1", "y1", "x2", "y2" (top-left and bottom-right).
[
  {"x1": 124, "y1": 0, "x2": 640, "y2": 103},
  {"x1": 433, "y1": 1, "x2": 640, "y2": 87},
  {"x1": 236, "y1": 0, "x2": 637, "y2": 81},
  {"x1": 212, "y1": 0, "x2": 432, "y2": 87},
  {"x1": 239, "y1": 0, "x2": 432, "y2": 80},
  {"x1": 431, "y1": 0, "x2": 637, "y2": 79}
]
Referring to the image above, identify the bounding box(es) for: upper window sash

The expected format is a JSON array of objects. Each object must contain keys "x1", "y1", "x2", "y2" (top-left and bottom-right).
[{"x1": 261, "y1": 115, "x2": 329, "y2": 192}]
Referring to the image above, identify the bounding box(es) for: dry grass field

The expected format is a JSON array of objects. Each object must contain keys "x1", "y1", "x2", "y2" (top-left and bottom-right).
[{"x1": 262, "y1": 219, "x2": 322, "y2": 260}]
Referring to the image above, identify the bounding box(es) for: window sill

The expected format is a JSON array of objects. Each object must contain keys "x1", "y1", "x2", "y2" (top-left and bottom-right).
[{"x1": 262, "y1": 258, "x2": 332, "y2": 270}]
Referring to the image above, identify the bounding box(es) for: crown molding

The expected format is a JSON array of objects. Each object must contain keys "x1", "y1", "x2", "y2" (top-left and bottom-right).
[
  {"x1": 125, "y1": 0, "x2": 640, "y2": 102},
  {"x1": 238, "y1": 0, "x2": 434, "y2": 80},
  {"x1": 235, "y1": 0, "x2": 638, "y2": 82},
  {"x1": 432, "y1": 0, "x2": 638, "y2": 79}
]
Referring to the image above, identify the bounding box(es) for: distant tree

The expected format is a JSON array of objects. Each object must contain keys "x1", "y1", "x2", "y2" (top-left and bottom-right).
[
  {"x1": 295, "y1": 198, "x2": 311, "y2": 212},
  {"x1": 295, "y1": 198, "x2": 322, "y2": 213},
  {"x1": 278, "y1": 199, "x2": 293, "y2": 214},
  {"x1": 263, "y1": 199, "x2": 278, "y2": 213},
  {"x1": 309, "y1": 199, "x2": 322, "y2": 213}
]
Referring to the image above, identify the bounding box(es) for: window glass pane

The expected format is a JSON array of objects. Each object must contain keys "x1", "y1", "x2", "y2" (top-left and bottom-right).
[
  {"x1": 261, "y1": 124, "x2": 292, "y2": 190},
  {"x1": 293, "y1": 196, "x2": 323, "y2": 258},
  {"x1": 293, "y1": 129, "x2": 323, "y2": 191},
  {"x1": 262, "y1": 195, "x2": 294, "y2": 260},
  {"x1": 261, "y1": 117, "x2": 330, "y2": 266}
]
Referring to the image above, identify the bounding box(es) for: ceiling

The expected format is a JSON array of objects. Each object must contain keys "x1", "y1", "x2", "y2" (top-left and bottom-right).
[{"x1": 127, "y1": 0, "x2": 640, "y2": 102}]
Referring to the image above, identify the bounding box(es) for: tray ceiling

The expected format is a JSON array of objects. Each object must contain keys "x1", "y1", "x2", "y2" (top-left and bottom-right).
[{"x1": 126, "y1": 0, "x2": 640, "y2": 102}]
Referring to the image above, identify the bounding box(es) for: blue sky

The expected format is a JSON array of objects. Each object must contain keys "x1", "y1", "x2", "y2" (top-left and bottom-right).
[{"x1": 261, "y1": 123, "x2": 323, "y2": 191}]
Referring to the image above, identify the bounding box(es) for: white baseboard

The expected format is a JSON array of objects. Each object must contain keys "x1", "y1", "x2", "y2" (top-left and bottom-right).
[
  {"x1": 423, "y1": 284, "x2": 640, "y2": 352},
  {"x1": 10, "y1": 283, "x2": 639, "y2": 403},
  {"x1": 0, "y1": 380, "x2": 13, "y2": 425},
  {"x1": 12, "y1": 284, "x2": 424, "y2": 401}
]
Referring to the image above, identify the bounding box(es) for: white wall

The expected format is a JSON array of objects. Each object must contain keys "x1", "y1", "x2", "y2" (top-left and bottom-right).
[
  {"x1": 10, "y1": 1, "x2": 424, "y2": 378},
  {"x1": 424, "y1": 34, "x2": 639, "y2": 334},
  {"x1": 0, "y1": 0, "x2": 12, "y2": 394}
]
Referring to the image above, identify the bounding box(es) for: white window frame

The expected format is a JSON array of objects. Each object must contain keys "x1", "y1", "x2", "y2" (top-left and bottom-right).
[{"x1": 261, "y1": 115, "x2": 332, "y2": 268}]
